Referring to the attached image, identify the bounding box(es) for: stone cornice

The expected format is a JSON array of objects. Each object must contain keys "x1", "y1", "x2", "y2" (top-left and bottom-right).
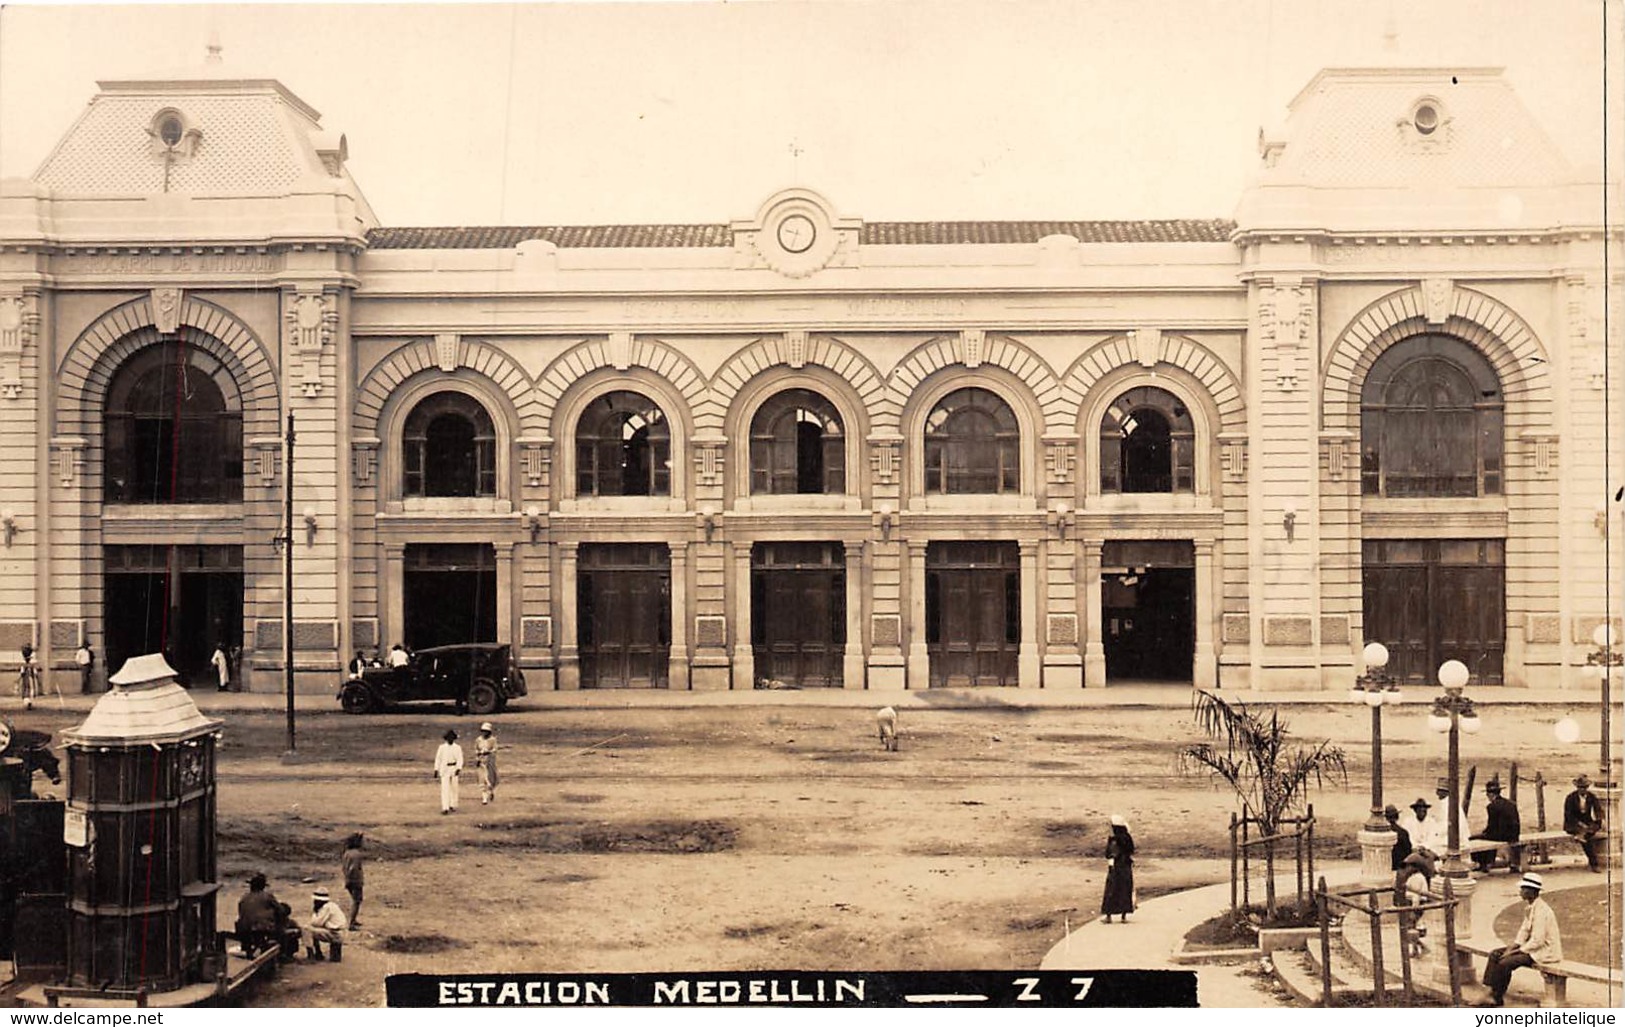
[{"x1": 1233, "y1": 227, "x2": 1621, "y2": 250}]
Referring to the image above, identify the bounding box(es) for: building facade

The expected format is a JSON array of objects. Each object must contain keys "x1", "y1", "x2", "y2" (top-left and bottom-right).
[{"x1": 1, "y1": 65, "x2": 1619, "y2": 693}]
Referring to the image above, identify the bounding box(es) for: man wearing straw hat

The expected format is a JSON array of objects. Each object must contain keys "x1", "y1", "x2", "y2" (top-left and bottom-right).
[
  {"x1": 304, "y1": 887, "x2": 349, "y2": 961},
  {"x1": 1477, "y1": 872, "x2": 1563, "y2": 1007}
]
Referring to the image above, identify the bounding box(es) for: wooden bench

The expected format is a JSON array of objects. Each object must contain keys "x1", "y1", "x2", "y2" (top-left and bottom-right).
[
  {"x1": 1457, "y1": 939, "x2": 1620, "y2": 1008},
  {"x1": 1517, "y1": 829, "x2": 1600, "y2": 868},
  {"x1": 1461, "y1": 838, "x2": 1521, "y2": 870},
  {"x1": 1459, "y1": 830, "x2": 1597, "y2": 872},
  {"x1": 217, "y1": 929, "x2": 284, "y2": 998}
]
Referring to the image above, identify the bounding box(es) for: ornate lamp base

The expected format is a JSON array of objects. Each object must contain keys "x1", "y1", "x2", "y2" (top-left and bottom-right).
[
  {"x1": 1357, "y1": 827, "x2": 1396, "y2": 888},
  {"x1": 1430, "y1": 872, "x2": 1478, "y2": 940}
]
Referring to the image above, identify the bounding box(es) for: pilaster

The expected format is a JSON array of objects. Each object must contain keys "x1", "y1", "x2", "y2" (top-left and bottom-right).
[
  {"x1": 906, "y1": 540, "x2": 929, "y2": 689},
  {"x1": 731, "y1": 542, "x2": 755, "y2": 689},
  {"x1": 843, "y1": 540, "x2": 867, "y2": 689},
  {"x1": 557, "y1": 541, "x2": 580, "y2": 690},
  {"x1": 1018, "y1": 540, "x2": 1041, "y2": 687},
  {"x1": 668, "y1": 541, "x2": 692, "y2": 690},
  {"x1": 1249, "y1": 273, "x2": 1324, "y2": 690},
  {"x1": 1081, "y1": 537, "x2": 1106, "y2": 686}
]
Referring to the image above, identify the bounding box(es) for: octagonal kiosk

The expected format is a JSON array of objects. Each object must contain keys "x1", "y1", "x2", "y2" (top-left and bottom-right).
[{"x1": 58, "y1": 654, "x2": 222, "y2": 1001}]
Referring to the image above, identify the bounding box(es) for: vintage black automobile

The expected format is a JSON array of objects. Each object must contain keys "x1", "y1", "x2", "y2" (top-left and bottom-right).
[{"x1": 337, "y1": 643, "x2": 526, "y2": 715}]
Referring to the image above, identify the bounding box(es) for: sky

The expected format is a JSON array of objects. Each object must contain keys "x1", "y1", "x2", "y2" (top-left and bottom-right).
[{"x1": 0, "y1": 0, "x2": 1614, "y2": 226}]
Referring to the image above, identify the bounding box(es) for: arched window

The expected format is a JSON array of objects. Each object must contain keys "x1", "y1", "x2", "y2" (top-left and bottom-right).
[
  {"x1": 1361, "y1": 335, "x2": 1503, "y2": 498},
  {"x1": 403, "y1": 392, "x2": 497, "y2": 497},
  {"x1": 104, "y1": 342, "x2": 242, "y2": 503},
  {"x1": 924, "y1": 387, "x2": 1020, "y2": 494},
  {"x1": 1099, "y1": 386, "x2": 1195, "y2": 494},
  {"x1": 749, "y1": 389, "x2": 846, "y2": 495},
  {"x1": 576, "y1": 391, "x2": 671, "y2": 497}
]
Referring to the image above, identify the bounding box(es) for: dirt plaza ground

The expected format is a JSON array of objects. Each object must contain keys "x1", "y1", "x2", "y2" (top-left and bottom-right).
[{"x1": 11, "y1": 690, "x2": 1614, "y2": 1006}]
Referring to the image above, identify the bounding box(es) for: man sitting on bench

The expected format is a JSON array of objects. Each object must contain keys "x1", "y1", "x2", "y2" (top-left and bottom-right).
[
  {"x1": 1479, "y1": 872, "x2": 1563, "y2": 1008},
  {"x1": 1564, "y1": 775, "x2": 1604, "y2": 872},
  {"x1": 235, "y1": 873, "x2": 287, "y2": 958},
  {"x1": 1472, "y1": 775, "x2": 1522, "y2": 872}
]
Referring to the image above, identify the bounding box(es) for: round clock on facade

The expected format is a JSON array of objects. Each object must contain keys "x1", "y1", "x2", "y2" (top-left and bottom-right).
[{"x1": 776, "y1": 214, "x2": 817, "y2": 254}]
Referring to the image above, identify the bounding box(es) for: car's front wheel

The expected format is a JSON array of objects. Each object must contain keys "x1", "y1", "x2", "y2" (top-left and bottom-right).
[
  {"x1": 466, "y1": 680, "x2": 500, "y2": 716},
  {"x1": 340, "y1": 684, "x2": 377, "y2": 714}
]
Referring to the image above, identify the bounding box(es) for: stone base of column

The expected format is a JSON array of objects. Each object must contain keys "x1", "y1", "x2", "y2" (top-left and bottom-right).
[
  {"x1": 667, "y1": 647, "x2": 690, "y2": 690},
  {"x1": 732, "y1": 645, "x2": 756, "y2": 691},
  {"x1": 1357, "y1": 827, "x2": 1396, "y2": 888},
  {"x1": 867, "y1": 654, "x2": 905, "y2": 690},
  {"x1": 1431, "y1": 872, "x2": 1477, "y2": 941},
  {"x1": 558, "y1": 651, "x2": 581, "y2": 690},
  {"x1": 1018, "y1": 645, "x2": 1041, "y2": 688},
  {"x1": 1043, "y1": 655, "x2": 1082, "y2": 688},
  {"x1": 1193, "y1": 643, "x2": 1217, "y2": 689},
  {"x1": 843, "y1": 649, "x2": 866, "y2": 690},
  {"x1": 908, "y1": 644, "x2": 930, "y2": 690},
  {"x1": 1084, "y1": 645, "x2": 1106, "y2": 688}
]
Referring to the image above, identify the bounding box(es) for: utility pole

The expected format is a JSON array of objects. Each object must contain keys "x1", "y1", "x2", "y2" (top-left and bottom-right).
[{"x1": 283, "y1": 411, "x2": 296, "y2": 753}]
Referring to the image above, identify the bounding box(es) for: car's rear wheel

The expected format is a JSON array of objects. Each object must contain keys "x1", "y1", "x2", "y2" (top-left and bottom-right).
[
  {"x1": 340, "y1": 685, "x2": 377, "y2": 714},
  {"x1": 467, "y1": 680, "x2": 500, "y2": 716}
]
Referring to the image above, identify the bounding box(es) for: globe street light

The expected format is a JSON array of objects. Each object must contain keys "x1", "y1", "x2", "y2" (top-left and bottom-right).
[
  {"x1": 1428, "y1": 659, "x2": 1481, "y2": 884},
  {"x1": 1350, "y1": 641, "x2": 1401, "y2": 832},
  {"x1": 1582, "y1": 623, "x2": 1620, "y2": 777}
]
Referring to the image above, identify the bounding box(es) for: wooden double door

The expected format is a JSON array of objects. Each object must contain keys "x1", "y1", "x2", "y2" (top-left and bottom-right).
[
  {"x1": 751, "y1": 542, "x2": 846, "y2": 688},
  {"x1": 1362, "y1": 539, "x2": 1505, "y2": 686},
  {"x1": 926, "y1": 542, "x2": 1019, "y2": 687},
  {"x1": 578, "y1": 543, "x2": 671, "y2": 688}
]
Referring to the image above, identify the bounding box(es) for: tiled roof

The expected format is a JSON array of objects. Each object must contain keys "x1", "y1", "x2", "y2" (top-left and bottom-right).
[
  {"x1": 64, "y1": 681, "x2": 222, "y2": 745},
  {"x1": 35, "y1": 94, "x2": 312, "y2": 197},
  {"x1": 365, "y1": 219, "x2": 1235, "y2": 250},
  {"x1": 367, "y1": 225, "x2": 733, "y2": 249},
  {"x1": 862, "y1": 220, "x2": 1235, "y2": 244}
]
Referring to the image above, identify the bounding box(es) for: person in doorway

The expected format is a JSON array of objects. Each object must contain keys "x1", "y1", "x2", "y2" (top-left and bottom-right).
[
  {"x1": 388, "y1": 644, "x2": 410, "y2": 668},
  {"x1": 304, "y1": 888, "x2": 348, "y2": 961},
  {"x1": 1101, "y1": 814, "x2": 1135, "y2": 924},
  {"x1": 340, "y1": 833, "x2": 365, "y2": 930},
  {"x1": 1478, "y1": 872, "x2": 1563, "y2": 1007},
  {"x1": 74, "y1": 642, "x2": 94, "y2": 694},
  {"x1": 1563, "y1": 774, "x2": 1604, "y2": 872},
  {"x1": 16, "y1": 645, "x2": 39, "y2": 710},
  {"x1": 211, "y1": 642, "x2": 231, "y2": 692},
  {"x1": 434, "y1": 729, "x2": 463, "y2": 813},
  {"x1": 475, "y1": 722, "x2": 499, "y2": 805},
  {"x1": 1472, "y1": 775, "x2": 1522, "y2": 872}
]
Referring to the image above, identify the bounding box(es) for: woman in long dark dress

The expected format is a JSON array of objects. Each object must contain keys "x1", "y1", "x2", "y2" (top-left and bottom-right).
[{"x1": 1101, "y1": 814, "x2": 1135, "y2": 923}]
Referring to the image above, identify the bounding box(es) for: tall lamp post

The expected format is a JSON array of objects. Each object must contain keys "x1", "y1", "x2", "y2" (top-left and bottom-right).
[
  {"x1": 1352, "y1": 642, "x2": 1402, "y2": 885},
  {"x1": 1583, "y1": 623, "x2": 1621, "y2": 867},
  {"x1": 1583, "y1": 623, "x2": 1620, "y2": 778},
  {"x1": 1427, "y1": 658, "x2": 1481, "y2": 935}
]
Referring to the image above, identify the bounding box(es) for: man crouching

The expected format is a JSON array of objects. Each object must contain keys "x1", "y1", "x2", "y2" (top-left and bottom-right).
[
  {"x1": 876, "y1": 706, "x2": 899, "y2": 752},
  {"x1": 305, "y1": 887, "x2": 349, "y2": 961}
]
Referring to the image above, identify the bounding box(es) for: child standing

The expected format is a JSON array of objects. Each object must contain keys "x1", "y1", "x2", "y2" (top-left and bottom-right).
[{"x1": 340, "y1": 833, "x2": 365, "y2": 930}]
